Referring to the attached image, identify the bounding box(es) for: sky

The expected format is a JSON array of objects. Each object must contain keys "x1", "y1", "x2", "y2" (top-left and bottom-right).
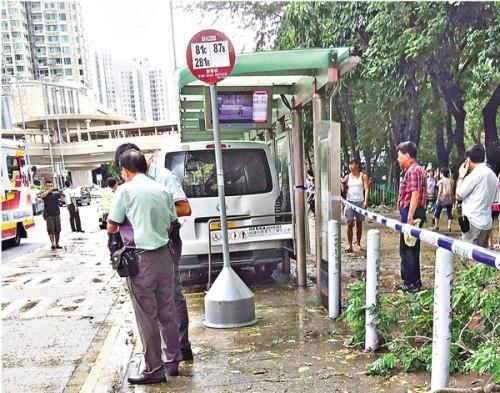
[{"x1": 81, "y1": 0, "x2": 254, "y2": 72}]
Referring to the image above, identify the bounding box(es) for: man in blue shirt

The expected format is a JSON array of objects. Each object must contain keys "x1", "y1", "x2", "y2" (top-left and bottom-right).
[
  {"x1": 114, "y1": 143, "x2": 193, "y2": 362},
  {"x1": 108, "y1": 150, "x2": 180, "y2": 384}
]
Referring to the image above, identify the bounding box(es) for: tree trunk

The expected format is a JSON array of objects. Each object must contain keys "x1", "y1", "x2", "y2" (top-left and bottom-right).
[{"x1": 483, "y1": 83, "x2": 500, "y2": 174}]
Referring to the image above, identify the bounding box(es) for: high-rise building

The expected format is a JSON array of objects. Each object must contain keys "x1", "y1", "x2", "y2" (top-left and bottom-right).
[
  {"x1": 117, "y1": 58, "x2": 168, "y2": 122},
  {"x1": 93, "y1": 52, "x2": 118, "y2": 112},
  {"x1": 1, "y1": 1, "x2": 90, "y2": 88}
]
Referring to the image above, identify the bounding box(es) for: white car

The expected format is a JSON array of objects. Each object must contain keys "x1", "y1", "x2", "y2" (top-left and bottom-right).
[{"x1": 157, "y1": 140, "x2": 289, "y2": 280}]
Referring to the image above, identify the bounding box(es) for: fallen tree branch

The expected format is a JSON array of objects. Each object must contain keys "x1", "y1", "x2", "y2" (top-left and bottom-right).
[{"x1": 433, "y1": 384, "x2": 500, "y2": 393}]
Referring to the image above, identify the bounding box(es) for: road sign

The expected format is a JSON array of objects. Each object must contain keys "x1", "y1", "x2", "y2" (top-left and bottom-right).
[{"x1": 186, "y1": 29, "x2": 235, "y2": 85}]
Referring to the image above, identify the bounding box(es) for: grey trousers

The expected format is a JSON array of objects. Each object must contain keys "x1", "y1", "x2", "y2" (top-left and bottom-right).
[
  {"x1": 170, "y1": 229, "x2": 191, "y2": 350},
  {"x1": 127, "y1": 245, "x2": 181, "y2": 376},
  {"x1": 461, "y1": 224, "x2": 491, "y2": 248}
]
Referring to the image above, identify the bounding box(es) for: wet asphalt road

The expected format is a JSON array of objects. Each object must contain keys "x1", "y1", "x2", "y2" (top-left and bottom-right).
[{"x1": 1, "y1": 203, "x2": 121, "y2": 393}]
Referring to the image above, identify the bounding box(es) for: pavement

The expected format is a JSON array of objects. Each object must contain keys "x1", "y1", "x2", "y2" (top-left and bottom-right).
[
  {"x1": 1, "y1": 205, "x2": 493, "y2": 393},
  {"x1": 1, "y1": 203, "x2": 123, "y2": 393}
]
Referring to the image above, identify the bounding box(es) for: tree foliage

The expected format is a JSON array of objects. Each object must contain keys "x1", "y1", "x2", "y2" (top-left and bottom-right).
[
  {"x1": 341, "y1": 264, "x2": 499, "y2": 381},
  {"x1": 190, "y1": 1, "x2": 499, "y2": 176}
]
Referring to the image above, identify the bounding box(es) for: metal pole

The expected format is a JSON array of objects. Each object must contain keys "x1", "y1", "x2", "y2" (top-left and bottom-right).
[
  {"x1": 209, "y1": 84, "x2": 230, "y2": 267},
  {"x1": 291, "y1": 106, "x2": 307, "y2": 286},
  {"x1": 169, "y1": 1, "x2": 177, "y2": 70},
  {"x1": 42, "y1": 83, "x2": 56, "y2": 185},
  {"x1": 312, "y1": 93, "x2": 324, "y2": 296},
  {"x1": 328, "y1": 220, "x2": 341, "y2": 319},
  {"x1": 365, "y1": 229, "x2": 380, "y2": 351},
  {"x1": 15, "y1": 79, "x2": 31, "y2": 170},
  {"x1": 54, "y1": 89, "x2": 66, "y2": 176},
  {"x1": 431, "y1": 248, "x2": 454, "y2": 391}
]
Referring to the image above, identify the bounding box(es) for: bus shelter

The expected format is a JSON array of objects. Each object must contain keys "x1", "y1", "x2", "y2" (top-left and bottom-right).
[{"x1": 176, "y1": 48, "x2": 359, "y2": 305}]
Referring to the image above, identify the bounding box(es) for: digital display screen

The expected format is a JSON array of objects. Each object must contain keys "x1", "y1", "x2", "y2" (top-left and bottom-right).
[{"x1": 217, "y1": 90, "x2": 269, "y2": 124}]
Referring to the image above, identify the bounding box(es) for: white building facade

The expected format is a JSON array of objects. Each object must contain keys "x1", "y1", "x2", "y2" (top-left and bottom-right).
[{"x1": 1, "y1": 0, "x2": 90, "y2": 88}]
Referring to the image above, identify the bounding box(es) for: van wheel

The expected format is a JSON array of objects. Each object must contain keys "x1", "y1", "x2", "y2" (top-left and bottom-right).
[
  {"x1": 9, "y1": 226, "x2": 21, "y2": 247},
  {"x1": 254, "y1": 264, "x2": 275, "y2": 281}
]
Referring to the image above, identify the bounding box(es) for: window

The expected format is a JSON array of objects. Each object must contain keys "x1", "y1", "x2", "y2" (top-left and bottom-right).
[
  {"x1": 49, "y1": 47, "x2": 61, "y2": 54},
  {"x1": 65, "y1": 68, "x2": 72, "y2": 76},
  {"x1": 62, "y1": 47, "x2": 69, "y2": 54},
  {"x1": 31, "y1": 2, "x2": 42, "y2": 11},
  {"x1": 61, "y1": 35, "x2": 68, "y2": 43},
  {"x1": 55, "y1": 57, "x2": 62, "y2": 64},
  {"x1": 2, "y1": 32, "x2": 8, "y2": 39},
  {"x1": 60, "y1": 25, "x2": 67, "y2": 32},
  {"x1": 6, "y1": 156, "x2": 21, "y2": 181},
  {"x1": 31, "y1": 13, "x2": 42, "y2": 21},
  {"x1": 58, "y1": 13, "x2": 66, "y2": 20},
  {"x1": 9, "y1": 8, "x2": 18, "y2": 16},
  {"x1": 165, "y1": 149, "x2": 272, "y2": 198},
  {"x1": 12, "y1": 31, "x2": 21, "y2": 39},
  {"x1": 46, "y1": 24, "x2": 57, "y2": 31},
  {"x1": 2, "y1": 22, "x2": 8, "y2": 29},
  {"x1": 10, "y1": 20, "x2": 19, "y2": 27},
  {"x1": 47, "y1": 36, "x2": 59, "y2": 42},
  {"x1": 50, "y1": 68, "x2": 62, "y2": 75},
  {"x1": 14, "y1": 54, "x2": 22, "y2": 60},
  {"x1": 45, "y1": 13, "x2": 56, "y2": 20},
  {"x1": 59, "y1": 2, "x2": 65, "y2": 9},
  {"x1": 16, "y1": 65, "x2": 24, "y2": 71},
  {"x1": 63, "y1": 57, "x2": 71, "y2": 64},
  {"x1": 36, "y1": 47, "x2": 46, "y2": 55},
  {"x1": 13, "y1": 43, "x2": 22, "y2": 49}
]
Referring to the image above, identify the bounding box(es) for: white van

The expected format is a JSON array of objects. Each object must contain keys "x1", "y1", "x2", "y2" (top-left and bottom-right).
[{"x1": 157, "y1": 140, "x2": 288, "y2": 279}]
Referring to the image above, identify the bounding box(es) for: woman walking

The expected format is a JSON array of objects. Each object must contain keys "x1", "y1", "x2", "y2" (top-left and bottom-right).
[
  {"x1": 342, "y1": 159, "x2": 370, "y2": 252},
  {"x1": 432, "y1": 167, "x2": 455, "y2": 232}
]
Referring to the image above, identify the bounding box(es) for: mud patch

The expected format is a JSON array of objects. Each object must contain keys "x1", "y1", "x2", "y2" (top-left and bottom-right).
[
  {"x1": 92, "y1": 278, "x2": 103, "y2": 283},
  {"x1": 62, "y1": 306, "x2": 78, "y2": 312},
  {"x1": 21, "y1": 300, "x2": 39, "y2": 312}
]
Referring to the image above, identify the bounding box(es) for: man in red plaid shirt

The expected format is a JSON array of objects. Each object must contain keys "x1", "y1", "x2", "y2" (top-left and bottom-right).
[{"x1": 396, "y1": 141, "x2": 427, "y2": 292}]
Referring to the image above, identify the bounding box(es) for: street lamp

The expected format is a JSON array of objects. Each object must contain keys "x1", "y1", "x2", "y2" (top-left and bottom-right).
[
  {"x1": 14, "y1": 77, "x2": 32, "y2": 178},
  {"x1": 40, "y1": 82, "x2": 57, "y2": 186},
  {"x1": 53, "y1": 87, "x2": 67, "y2": 178}
]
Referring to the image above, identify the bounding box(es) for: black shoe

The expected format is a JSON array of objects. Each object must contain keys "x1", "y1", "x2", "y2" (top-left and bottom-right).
[
  {"x1": 164, "y1": 361, "x2": 179, "y2": 376},
  {"x1": 51, "y1": 246, "x2": 56, "y2": 250},
  {"x1": 127, "y1": 372, "x2": 166, "y2": 385},
  {"x1": 395, "y1": 282, "x2": 422, "y2": 293},
  {"x1": 181, "y1": 346, "x2": 193, "y2": 361},
  {"x1": 55, "y1": 245, "x2": 63, "y2": 249},
  {"x1": 77, "y1": 230, "x2": 85, "y2": 233}
]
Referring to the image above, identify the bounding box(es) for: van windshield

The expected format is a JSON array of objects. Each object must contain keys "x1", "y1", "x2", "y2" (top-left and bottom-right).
[{"x1": 165, "y1": 149, "x2": 272, "y2": 198}]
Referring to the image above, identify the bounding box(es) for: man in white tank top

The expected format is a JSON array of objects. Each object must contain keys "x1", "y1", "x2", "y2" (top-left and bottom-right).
[{"x1": 342, "y1": 159, "x2": 370, "y2": 252}]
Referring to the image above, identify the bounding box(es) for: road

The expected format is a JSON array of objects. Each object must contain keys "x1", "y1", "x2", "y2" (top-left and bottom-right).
[
  {"x1": 1, "y1": 204, "x2": 96, "y2": 263},
  {"x1": 1, "y1": 202, "x2": 123, "y2": 393}
]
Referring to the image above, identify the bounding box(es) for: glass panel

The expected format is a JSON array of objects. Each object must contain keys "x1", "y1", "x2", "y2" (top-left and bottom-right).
[{"x1": 165, "y1": 149, "x2": 272, "y2": 198}]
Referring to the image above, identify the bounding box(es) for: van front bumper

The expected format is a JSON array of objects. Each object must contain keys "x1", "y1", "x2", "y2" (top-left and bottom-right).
[{"x1": 179, "y1": 248, "x2": 283, "y2": 273}]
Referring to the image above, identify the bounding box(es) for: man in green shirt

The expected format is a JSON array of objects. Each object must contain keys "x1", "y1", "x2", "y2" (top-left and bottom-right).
[{"x1": 107, "y1": 150, "x2": 180, "y2": 384}]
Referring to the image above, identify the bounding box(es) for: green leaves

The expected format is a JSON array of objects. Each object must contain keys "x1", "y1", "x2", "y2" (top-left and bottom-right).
[{"x1": 341, "y1": 264, "x2": 499, "y2": 377}]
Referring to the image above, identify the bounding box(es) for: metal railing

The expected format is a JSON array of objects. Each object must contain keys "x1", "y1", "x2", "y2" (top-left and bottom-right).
[
  {"x1": 207, "y1": 212, "x2": 293, "y2": 289},
  {"x1": 329, "y1": 199, "x2": 499, "y2": 392},
  {"x1": 368, "y1": 183, "x2": 399, "y2": 207}
]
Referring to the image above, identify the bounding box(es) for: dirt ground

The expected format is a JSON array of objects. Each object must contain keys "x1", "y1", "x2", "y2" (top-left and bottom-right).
[{"x1": 114, "y1": 210, "x2": 495, "y2": 393}]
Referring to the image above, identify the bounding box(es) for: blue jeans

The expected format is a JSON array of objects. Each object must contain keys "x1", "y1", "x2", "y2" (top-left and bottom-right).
[{"x1": 399, "y1": 207, "x2": 424, "y2": 287}]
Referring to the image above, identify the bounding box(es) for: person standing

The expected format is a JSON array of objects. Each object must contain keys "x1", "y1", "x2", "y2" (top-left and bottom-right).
[
  {"x1": 342, "y1": 159, "x2": 370, "y2": 252},
  {"x1": 426, "y1": 169, "x2": 437, "y2": 211},
  {"x1": 107, "y1": 150, "x2": 180, "y2": 384},
  {"x1": 396, "y1": 141, "x2": 426, "y2": 293},
  {"x1": 63, "y1": 180, "x2": 83, "y2": 233},
  {"x1": 114, "y1": 143, "x2": 193, "y2": 361},
  {"x1": 456, "y1": 143, "x2": 497, "y2": 248},
  {"x1": 431, "y1": 168, "x2": 455, "y2": 232},
  {"x1": 40, "y1": 180, "x2": 63, "y2": 250}
]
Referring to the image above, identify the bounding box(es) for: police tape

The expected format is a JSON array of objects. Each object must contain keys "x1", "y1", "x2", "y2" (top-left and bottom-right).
[{"x1": 341, "y1": 199, "x2": 500, "y2": 270}]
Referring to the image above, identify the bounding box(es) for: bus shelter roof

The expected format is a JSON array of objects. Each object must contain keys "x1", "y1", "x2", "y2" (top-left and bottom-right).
[{"x1": 177, "y1": 47, "x2": 359, "y2": 142}]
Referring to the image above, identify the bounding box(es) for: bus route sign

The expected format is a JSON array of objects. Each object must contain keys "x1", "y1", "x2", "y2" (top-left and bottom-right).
[{"x1": 186, "y1": 29, "x2": 235, "y2": 85}]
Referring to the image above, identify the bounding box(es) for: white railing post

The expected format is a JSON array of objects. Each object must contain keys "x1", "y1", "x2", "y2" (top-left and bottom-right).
[
  {"x1": 328, "y1": 220, "x2": 341, "y2": 319},
  {"x1": 365, "y1": 229, "x2": 380, "y2": 351},
  {"x1": 431, "y1": 248, "x2": 454, "y2": 391}
]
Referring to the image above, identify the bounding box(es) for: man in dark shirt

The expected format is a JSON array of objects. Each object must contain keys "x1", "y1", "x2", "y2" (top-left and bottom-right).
[{"x1": 40, "y1": 180, "x2": 62, "y2": 250}]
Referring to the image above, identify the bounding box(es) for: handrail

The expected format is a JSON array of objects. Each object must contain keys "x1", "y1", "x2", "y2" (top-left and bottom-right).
[{"x1": 342, "y1": 199, "x2": 499, "y2": 269}]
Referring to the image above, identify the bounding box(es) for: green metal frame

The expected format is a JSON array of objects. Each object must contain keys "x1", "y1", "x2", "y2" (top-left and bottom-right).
[{"x1": 177, "y1": 47, "x2": 354, "y2": 142}]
